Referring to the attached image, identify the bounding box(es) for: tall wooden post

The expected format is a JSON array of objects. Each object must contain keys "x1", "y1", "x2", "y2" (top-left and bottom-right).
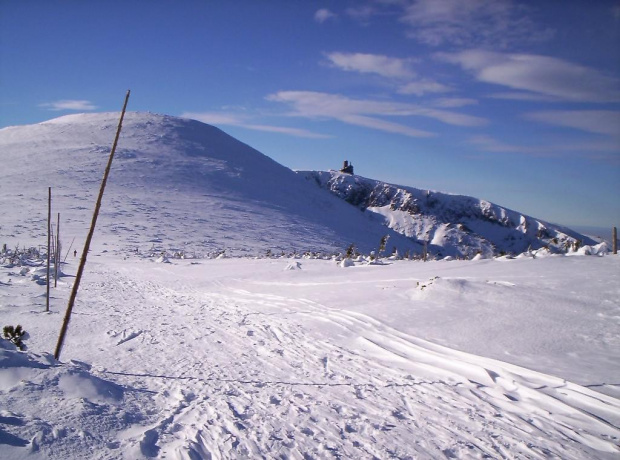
[
  {"x1": 613, "y1": 226, "x2": 617, "y2": 255},
  {"x1": 54, "y1": 90, "x2": 130, "y2": 361},
  {"x1": 46, "y1": 187, "x2": 51, "y2": 312}
]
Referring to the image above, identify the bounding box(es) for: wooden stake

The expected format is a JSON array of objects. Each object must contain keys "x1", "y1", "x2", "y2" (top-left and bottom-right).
[
  {"x1": 613, "y1": 226, "x2": 617, "y2": 255},
  {"x1": 54, "y1": 90, "x2": 131, "y2": 361},
  {"x1": 46, "y1": 187, "x2": 51, "y2": 312},
  {"x1": 50, "y1": 224, "x2": 55, "y2": 275},
  {"x1": 64, "y1": 237, "x2": 76, "y2": 263},
  {"x1": 55, "y1": 212, "x2": 60, "y2": 287}
]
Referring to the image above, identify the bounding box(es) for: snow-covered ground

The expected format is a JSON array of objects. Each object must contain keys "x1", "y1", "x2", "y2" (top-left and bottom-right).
[
  {"x1": 1, "y1": 251, "x2": 618, "y2": 459},
  {"x1": 1, "y1": 112, "x2": 618, "y2": 458}
]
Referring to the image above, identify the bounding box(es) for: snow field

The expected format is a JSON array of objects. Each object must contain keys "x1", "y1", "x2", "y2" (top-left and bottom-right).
[{"x1": 0, "y1": 253, "x2": 619, "y2": 459}]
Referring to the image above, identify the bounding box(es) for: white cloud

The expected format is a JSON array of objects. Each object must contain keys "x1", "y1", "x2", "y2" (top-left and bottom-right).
[
  {"x1": 432, "y1": 97, "x2": 478, "y2": 108},
  {"x1": 399, "y1": 0, "x2": 554, "y2": 47},
  {"x1": 326, "y1": 52, "x2": 415, "y2": 79},
  {"x1": 39, "y1": 100, "x2": 98, "y2": 111},
  {"x1": 438, "y1": 50, "x2": 620, "y2": 103},
  {"x1": 324, "y1": 52, "x2": 455, "y2": 97},
  {"x1": 468, "y1": 134, "x2": 527, "y2": 153},
  {"x1": 487, "y1": 92, "x2": 560, "y2": 102},
  {"x1": 345, "y1": 5, "x2": 378, "y2": 23},
  {"x1": 398, "y1": 79, "x2": 452, "y2": 95},
  {"x1": 240, "y1": 124, "x2": 332, "y2": 139},
  {"x1": 524, "y1": 110, "x2": 620, "y2": 137},
  {"x1": 469, "y1": 134, "x2": 620, "y2": 160},
  {"x1": 314, "y1": 8, "x2": 337, "y2": 23},
  {"x1": 416, "y1": 106, "x2": 486, "y2": 127},
  {"x1": 182, "y1": 111, "x2": 331, "y2": 139},
  {"x1": 266, "y1": 91, "x2": 487, "y2": 138},
  {"x1": 339, "y1": 114, "x2": 435, "y2": 137},
  {"x1": 182, "y1": 112, "x2": 242, "y2": 125}
]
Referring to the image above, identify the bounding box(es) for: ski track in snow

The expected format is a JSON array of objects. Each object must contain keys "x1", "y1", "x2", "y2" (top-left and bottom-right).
[{"x1": 3, "y1": 260, "x2": 611, "y2": 459}]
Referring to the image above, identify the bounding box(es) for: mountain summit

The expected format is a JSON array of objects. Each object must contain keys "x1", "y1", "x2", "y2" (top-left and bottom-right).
[{"x1": 0, "y1": 112, "x2": 411, "y2": 256}]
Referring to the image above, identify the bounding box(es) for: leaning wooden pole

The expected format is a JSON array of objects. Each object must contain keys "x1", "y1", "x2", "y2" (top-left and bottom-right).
[
  {"x1": 46, "y1": 187, "x2": 51, "y2": 312},
  {"x1": 54, "y1": 90, "x2": 130, "y2": 361}
]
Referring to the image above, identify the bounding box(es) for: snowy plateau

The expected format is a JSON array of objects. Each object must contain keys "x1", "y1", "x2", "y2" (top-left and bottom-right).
[{"x1": 0, "y1": 112, "x2": 618, "y2": 459}]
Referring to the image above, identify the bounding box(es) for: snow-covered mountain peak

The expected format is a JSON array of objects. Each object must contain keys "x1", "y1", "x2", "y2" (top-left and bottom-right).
[{"x1": 0, "y1": 112, "x2": 412, "y2": 256}]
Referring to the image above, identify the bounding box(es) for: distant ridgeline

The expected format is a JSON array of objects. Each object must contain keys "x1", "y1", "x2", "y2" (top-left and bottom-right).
[{"x1": 301, "y1": 169, "x2": 594, "y2": 258}]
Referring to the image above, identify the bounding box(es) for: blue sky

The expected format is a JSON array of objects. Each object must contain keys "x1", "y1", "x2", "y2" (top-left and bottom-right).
[{"x1": 1, "y1": 0, "x2": 619, "y2": 229}]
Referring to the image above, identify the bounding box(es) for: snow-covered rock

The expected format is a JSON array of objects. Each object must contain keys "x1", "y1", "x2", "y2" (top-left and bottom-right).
[
  {"x1": 576, "y1": 242, "x2": 609, "y2": 256},
  {"x1": 339, "y1": 258, "x2": 354, "y2": 268},
  {"x1": 284, "y1": 261, "x2": 302, "y2": 270},
  {"x1": 301, "y1": 170, "x2": 594, "y2": 258}
]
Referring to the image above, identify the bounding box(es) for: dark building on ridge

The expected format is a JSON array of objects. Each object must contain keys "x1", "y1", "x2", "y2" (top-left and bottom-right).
[{"x1": 340, "y1": 160, "x2": 354, "y2": 174}]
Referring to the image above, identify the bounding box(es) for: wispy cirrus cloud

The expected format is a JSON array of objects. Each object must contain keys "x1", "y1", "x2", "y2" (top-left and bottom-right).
[
  {"x1": 337, "y1": 114, "x2": 434, "y2": 137},
  {"x1": 437, "y1": 50, "x2": 620, "y2": 103},
  {"x1": 182, "y1": 111, "x2": 331, "y2": 139},
  {"x1": 432, "y1": 97, "x2": 478, "y2": 108},
  {"x1": 524, "y1": 110, "x2": 620, "y2": 137},
  {"x1": 266, "y1": 90, "x2": 487, "y2": 138},
  {"x1": 325, "y1": 52, "x2": 415, "y2": 79},
  {"x1": 487, "y1": 92, "x2": 561, "y2": 102},
  {"x1": 469, "y1": 134, "x2": 619, "y2": 157},
  {"x1": 182, "y1": 112, "x2": 241, "y2": 125},
  {"x1": 468, "y1": 134, "x2": 530, "y2": 154},
  {"x1": 345, "y1": 5, "x2": 378, "y2": 24},
  {"x1": 325, "y1": 51, "x2": 452, "y2": 96},
  {"x1": 314, "y1": 8, "x2": 337, "y2": 23},
  {"x1": 397, "y1": 79, "x2": 452, "y2": 95},
  {"x1": 399, "y1": 0, "x2": 554, "y2": 47},
  {"x1": 39, "y1": 100, "x2": 98, "y2": 111}
]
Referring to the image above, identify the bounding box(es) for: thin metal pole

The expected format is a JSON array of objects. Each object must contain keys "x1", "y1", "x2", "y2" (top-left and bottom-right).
[
  {"x1": 54, "y1": 90, "x2": 131, "y2": 360},
  {"x1": 46, "y1": 187, "x2": 51, "y2": 312}
]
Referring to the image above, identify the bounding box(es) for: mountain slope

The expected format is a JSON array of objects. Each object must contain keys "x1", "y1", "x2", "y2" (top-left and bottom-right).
[
  {"x1": 0, "y1": 112, "x2": 412, "y2": 256},
  {"x1": 301, "y1": 170, "x2": 594, "y2": 257}
]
